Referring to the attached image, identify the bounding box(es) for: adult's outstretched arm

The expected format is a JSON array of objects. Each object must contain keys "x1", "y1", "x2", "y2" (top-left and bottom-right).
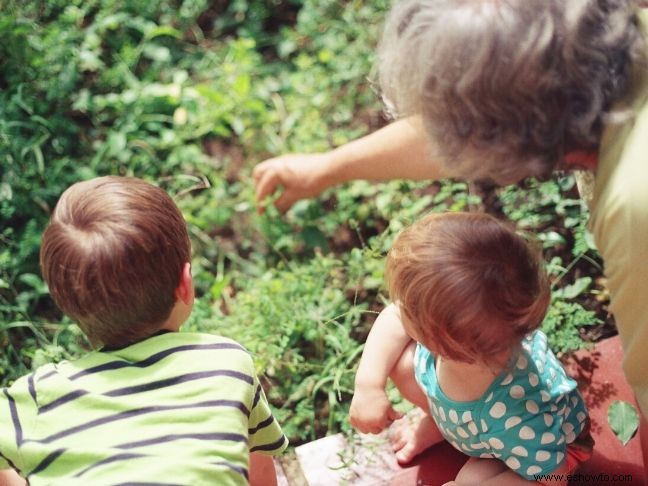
[{"x1": 253, "y1": 116, "x2": 448, "y2": 213}]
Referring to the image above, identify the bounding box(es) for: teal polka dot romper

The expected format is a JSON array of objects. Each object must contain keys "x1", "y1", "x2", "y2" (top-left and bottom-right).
[{"x1": 414, "y1": 330, "x2": 589, "y2": 479}]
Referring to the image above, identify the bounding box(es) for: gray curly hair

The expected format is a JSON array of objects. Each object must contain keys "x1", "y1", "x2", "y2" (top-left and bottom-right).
[{"x1": 379, "y1": 0, "x2": 646, "y2": 184}]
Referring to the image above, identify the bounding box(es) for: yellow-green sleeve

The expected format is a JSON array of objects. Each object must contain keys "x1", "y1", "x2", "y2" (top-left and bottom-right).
[
  {"x1": 248, "y1": 375, "x2": 288, "y2": 456},
  {"x1": 0, "y1": 373, "x2": 38, "y2": 473}
]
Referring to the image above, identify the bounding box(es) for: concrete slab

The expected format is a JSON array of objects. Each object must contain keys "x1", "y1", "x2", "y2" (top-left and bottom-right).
[{"x1": 293, "y1": 432, "x2": 401, "y2": 485}]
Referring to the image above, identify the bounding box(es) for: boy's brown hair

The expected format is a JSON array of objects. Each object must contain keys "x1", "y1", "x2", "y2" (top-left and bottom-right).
[
  {"x1": 40, "y1": 176, "x2": 191, "y2": 348},
  {"x1": 386, "y1": 212, "x2": 550, "y2": 365}
]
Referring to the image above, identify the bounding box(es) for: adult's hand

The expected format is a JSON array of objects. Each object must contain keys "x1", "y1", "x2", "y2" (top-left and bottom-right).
[
  {"x1": 253, "y1": 153, "x2": 333, "y2": 213},
  {"x1": 253, "y1": 117, "x2": 445, "y2": 213}
]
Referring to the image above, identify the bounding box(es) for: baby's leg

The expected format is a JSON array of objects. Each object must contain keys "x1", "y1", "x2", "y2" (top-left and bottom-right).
[
  {"x1": 452, "y1": 457, "x2": 508, "y2": 484},
  {"x1": 388, "y1": 341, "x2": 445, "y2": 463},
  {"x1": 449, "y1": 457, "x2": 568, "y2": 486}
]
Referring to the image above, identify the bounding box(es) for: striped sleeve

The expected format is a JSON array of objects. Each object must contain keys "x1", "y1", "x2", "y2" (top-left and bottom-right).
[
  {"x1": 0, "y1": 373, "x2": 38, "y2": 472},
  {"x1": 0, "y1": 458, "x2": 8, "y2": 470},
  {"x1": 248, "y1": 376, "x2": 287, "y2": 456}
]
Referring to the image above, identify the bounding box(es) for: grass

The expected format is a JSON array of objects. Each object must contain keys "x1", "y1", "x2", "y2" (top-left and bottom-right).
[{"x1": 0, "y1": 0, "x2": 607, "y2": 446}]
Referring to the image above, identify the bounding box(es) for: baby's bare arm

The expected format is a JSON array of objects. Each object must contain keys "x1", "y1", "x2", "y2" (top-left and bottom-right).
[
  {"x1": 350, "y1": 304, "x2": 412, "y2": 433},
  {"x1": 449, "y1": 457, "x2": 569, "y2": 486},
  {"x1": 355, "y1": 303, "x2": 412, "y2": 392}
]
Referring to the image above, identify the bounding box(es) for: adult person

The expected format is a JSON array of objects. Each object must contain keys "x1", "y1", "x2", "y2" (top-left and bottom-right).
[{"x1": 253, "y1": 0, "x2": 648, "y2": 473}]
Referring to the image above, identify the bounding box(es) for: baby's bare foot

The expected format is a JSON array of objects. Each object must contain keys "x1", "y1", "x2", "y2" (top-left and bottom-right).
[{"x1": 389, "y1": 409, "x2": 444, "y2": 464}]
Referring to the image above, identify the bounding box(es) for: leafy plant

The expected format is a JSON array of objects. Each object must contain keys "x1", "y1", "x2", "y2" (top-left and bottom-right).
[
  {"x1": 608, "y1": 400, "x2": 639, "y2": 446},
  {"x1": 192, "y1": 253, "x2": 368, "y2": 443},
  {"x1": 0, "y1": 1, "x2": 611, "y2": 448}
]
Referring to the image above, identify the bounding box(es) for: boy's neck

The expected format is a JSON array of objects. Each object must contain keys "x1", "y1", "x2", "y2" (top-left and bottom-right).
[
  {"x1": 160, "y1": 317, "x2": 183, "y2": 333},
  {"x1": 160, "y1": 300, "x2": 191, "y2": 332}
]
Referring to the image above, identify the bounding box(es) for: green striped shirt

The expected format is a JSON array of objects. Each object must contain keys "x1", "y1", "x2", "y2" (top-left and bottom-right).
[{"x1": 0, "y1": 332, "x2": 287, "y2": 485}]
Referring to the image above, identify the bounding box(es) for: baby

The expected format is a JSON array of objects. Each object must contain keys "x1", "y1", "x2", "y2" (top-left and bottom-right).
[{"x1": 350, "y1": 212, "x2": 593, "y2": 485}]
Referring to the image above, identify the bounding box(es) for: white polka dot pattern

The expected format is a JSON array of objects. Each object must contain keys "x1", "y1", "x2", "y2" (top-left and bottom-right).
[
  {"x1": 438, "y1": 406, "x2": 446, "y2": 421},
  {"x1": 489, "y1": 402, "x2": 506, "y2": 419},
  {"x1": 526, "y1": 400, "x2": 539, "y2": 414},
  {"x1": 510, "y1": 385, "x2": 525, "y2": 399},
  {"x1": 528, "y1": 373, "x2": 539, "y2": 387},
  {"x1": 540, "y1": 432, "x2": 555, "y2": 444},
  {"x1": 488, "y1": 437, "x2": 504, "y2": 450},
  {"x1": 516, "y1": 356, "x2": 528, "y2": 369},
  {"x1": 519, "y1": 426, "x2": 535, "y2": 440},
  {"x1": 505, "y1": 416, "x2": 522, "y2": 430},
  {"x1": 512, "y1": 446, "x2": 528, "y2": 457},
  {"x1": 410, "y1": 332, "x2": 589, "y2": 481},
  {"x1": 449, "y1": 409, "x2": 458, "y2": 423}
]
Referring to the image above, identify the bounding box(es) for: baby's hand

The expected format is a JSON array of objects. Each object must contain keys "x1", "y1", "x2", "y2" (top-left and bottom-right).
[{"x1": 350, "y1": 386, "x2": 403, "y2": 434}]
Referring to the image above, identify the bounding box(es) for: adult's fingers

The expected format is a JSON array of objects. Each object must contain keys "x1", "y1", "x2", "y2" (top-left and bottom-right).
[
  {"x1": 255, "y1": 170, "x2": 282, "y2": 212},
  {"x1": 273, "y1": 190, "x2": 297, "y2": 213},
  {"x1": 252, "y1": 162, "x2": 265, "y2": 182}
]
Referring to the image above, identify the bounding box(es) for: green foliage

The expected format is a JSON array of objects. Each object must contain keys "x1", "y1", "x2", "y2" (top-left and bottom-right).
[
  {"x1": 193, "y1": 253, "x2": 367, "y2": 441},
  {"x1": 500, "y1": 176, "x2": 603, "y2": 355},
  {"x1": 1, "y1": 0, "x2": 608, "y2": 448},
  {"x1": 608, "y1": 400, "x2": 639, "y2": 446},
  {"x1": 542, "y1": 300, "x2": 597, "y2": 355}
]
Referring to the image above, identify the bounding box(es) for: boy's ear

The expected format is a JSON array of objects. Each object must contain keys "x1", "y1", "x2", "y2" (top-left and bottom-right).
[{"x1": 175, "y1": 262, "x2": 194, "y2": 305}]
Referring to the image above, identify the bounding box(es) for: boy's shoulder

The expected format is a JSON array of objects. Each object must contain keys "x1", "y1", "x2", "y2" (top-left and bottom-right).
[
  {"x1": 149, "y1": 331, "x2": 248, "y2": 349},
  {"x1": 96, "y1": 330, "x2": 249, "y2": 353},
  {"x1": 141, "y1": 331, "x2": 251, "y2": 357},
  {"x1": 45, "y1": 331, "x2": 254, "y2": 382},
  {"x1": 0, "y1": 332, "x2": 258, "y2": 414},
  {"x1": 100, "y1": 331, "x2": 252, "y2": 365}
]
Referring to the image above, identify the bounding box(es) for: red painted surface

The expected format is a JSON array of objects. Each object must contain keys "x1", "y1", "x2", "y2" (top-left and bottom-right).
[
  {"x1": 564, "y1": 336, "x2": 645, "y2": 485},
  {"x1": 388, "y1": 441, "x2": 466, "y2": 485}
]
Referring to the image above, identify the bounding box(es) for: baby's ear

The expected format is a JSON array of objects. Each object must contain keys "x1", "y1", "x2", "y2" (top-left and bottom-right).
[{"x1": 175, "y1": 262, "x2": 193, "y2": 305}]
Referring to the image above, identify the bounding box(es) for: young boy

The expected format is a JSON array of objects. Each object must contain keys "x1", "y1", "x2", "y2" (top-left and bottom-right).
[
  {"x1": 350, "y1": 212, "x2": 593, "y2": 485},
  {"x1": 0, "y1": 176, "x2": 287, "y2": 485}
]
